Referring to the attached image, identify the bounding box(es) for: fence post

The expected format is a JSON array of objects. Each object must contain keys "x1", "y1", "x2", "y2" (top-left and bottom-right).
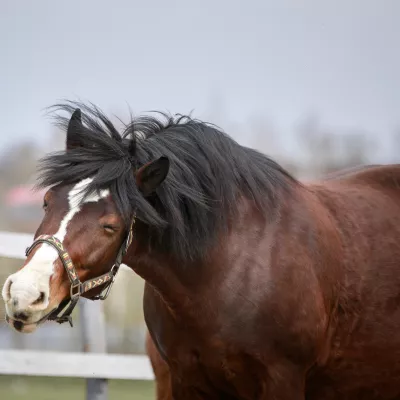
[{"x1": 79, "y1": 298, "x2": 108, "y2": 400}]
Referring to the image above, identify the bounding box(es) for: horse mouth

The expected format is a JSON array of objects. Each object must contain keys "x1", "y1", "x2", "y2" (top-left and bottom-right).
[{"x1": 5, "y1": 307, "x2": 57, "y2": 332}]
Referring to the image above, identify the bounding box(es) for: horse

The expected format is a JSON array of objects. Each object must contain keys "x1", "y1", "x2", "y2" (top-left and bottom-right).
[{"x1": 3, "y1": 101, "x2": 400, "y2": 399}]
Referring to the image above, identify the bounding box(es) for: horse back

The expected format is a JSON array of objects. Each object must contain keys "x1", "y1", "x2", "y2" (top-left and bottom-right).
[{"x1": 321, "y1": 163, "x2": 400, "y2": 190}]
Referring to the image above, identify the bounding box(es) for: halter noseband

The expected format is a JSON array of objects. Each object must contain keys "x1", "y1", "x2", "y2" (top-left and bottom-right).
[{"x1": 24, "y1": 215, "x2": 136, "y2": 327}]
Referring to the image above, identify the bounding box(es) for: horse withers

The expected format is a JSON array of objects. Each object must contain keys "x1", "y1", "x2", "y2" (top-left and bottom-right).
[{"x1": 3, "y1": 102, "x2": 400, "y2": 399}]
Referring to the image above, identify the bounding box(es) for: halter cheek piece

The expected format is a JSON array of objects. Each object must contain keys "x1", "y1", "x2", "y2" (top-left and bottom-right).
[{"x1": 24, "y1": 215, "x2": 136, "y2": 327}]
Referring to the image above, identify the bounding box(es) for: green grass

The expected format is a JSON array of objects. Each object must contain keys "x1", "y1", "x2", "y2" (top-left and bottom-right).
[{"x1": 0, "y1": 376, "x2": 155, "y2": 400}]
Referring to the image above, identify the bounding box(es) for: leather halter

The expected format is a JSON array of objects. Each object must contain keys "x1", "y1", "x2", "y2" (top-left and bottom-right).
[{"x1": 24, "y1": 216, "x2": 135, "y2": 327}]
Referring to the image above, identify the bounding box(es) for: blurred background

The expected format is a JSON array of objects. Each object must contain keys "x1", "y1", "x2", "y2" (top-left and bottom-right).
[{"x1": 0, "y1": 0, "x2": 399, "y2": 398}]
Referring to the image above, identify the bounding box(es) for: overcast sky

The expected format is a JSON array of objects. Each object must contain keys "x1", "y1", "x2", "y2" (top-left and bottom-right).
[{"x1": 1, "y1": 0, "x2": 399, "y2": 161}]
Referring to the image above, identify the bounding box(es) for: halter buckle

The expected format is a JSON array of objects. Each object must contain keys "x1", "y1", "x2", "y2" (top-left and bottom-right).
[{"x1": 70, "y1": 282, "x2": 82, "y2": 299}]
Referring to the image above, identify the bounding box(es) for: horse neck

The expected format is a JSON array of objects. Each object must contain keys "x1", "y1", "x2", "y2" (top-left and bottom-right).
[
  {"x1": 122, "y1": 238, "x2": 208, "y2": 307},
  {"x1": 121, "y1": 195, "x2": 279, "y2": 311}
]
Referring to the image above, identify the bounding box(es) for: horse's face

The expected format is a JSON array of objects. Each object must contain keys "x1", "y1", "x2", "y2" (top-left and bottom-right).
[
  {"x1": 1, "y1": 107, "x2": 170, "y2": 333},
  {"x1": 1, "y1": 178, "x2": 127, "y2": 333}
]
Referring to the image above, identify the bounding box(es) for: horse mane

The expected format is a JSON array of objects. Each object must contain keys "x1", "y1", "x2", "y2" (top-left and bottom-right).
[{"x1": 36, "y1": 101, "x2": 299, "y2": 261}]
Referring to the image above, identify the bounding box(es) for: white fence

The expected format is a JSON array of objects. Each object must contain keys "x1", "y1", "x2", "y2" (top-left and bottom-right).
[{"x1": 0, "y1": 230, "x2": 154, "y2": 400}]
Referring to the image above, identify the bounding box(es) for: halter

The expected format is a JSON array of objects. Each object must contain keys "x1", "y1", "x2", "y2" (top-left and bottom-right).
[{"x1": 24, "y1": 215, "x2": 136, "y2": 327}]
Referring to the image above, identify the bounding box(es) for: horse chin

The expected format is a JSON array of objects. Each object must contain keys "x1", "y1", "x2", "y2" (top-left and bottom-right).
[
  {"x1": 15, "y1": 322, "x2": 38, "y2": 334},
  {"x1": 5, "y1": 315, "x2": 38, "y2": 333},
  {"x1": 5, "y1": 312, "x2": 51, "y2": 334}
]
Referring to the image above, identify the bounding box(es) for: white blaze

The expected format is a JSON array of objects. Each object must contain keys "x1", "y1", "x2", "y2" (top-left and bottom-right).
[{"x1": 2, "y1": 178, "x2": 109, "y2": 313}]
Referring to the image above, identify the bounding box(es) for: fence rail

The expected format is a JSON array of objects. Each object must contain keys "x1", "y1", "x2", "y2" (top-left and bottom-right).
[
  {"x1": 0, "y1": 349, "x2": 154, "y2": 380},
  {"x1": 0, "y1": 230, "x2": 154, "y2": 400}
]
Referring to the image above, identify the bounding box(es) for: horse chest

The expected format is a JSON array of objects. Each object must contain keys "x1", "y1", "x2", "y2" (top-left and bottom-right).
[
  {"x1": 167, "y1": 338, "x2": 265, "y2": 399},
  {"x1": 145, "y1": 308, "x2": 264, "y2": 396}
]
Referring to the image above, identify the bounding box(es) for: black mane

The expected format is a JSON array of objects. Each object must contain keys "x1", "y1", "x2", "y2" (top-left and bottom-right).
[{"x1": 36, "y1": 101, "x2": 298, "y2": 261}]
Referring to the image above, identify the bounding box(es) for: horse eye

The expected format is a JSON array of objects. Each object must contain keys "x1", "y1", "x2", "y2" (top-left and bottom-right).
[
  {"x1": 103, "y1": 224, "x2": 117, "y2": 233},
  {"x1": 43, "y1": 200, "x2": 48, "y2": 210}
]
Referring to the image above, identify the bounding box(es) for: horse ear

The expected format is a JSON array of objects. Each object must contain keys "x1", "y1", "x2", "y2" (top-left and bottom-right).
[
  {"x1": 66, "y1": 108, "x2": 83, "y2": 151},
  {"x1": 136, "y1": 157, "x2": 170, "y2": 196}
]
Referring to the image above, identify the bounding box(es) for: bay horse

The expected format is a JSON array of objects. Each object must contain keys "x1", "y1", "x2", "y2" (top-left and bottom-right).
[{"x1": 3, "y1": 102, "x2": 400, "y2": 399}]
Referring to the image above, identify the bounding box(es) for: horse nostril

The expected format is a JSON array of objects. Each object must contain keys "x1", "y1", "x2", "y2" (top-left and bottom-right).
[
  {"x1": 4, "y1": 279, "x2": 12, "y2": 301},
  {"x1": 32, "y1": 292, "x2": 46, "y2": 306},
  {"x1": 13, "y1": 312, "x2": 29, "y2": 322}
]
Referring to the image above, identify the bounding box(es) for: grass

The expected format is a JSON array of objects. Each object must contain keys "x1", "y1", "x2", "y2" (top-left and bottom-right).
[{"x1": 0, "y1": 376, "x2": 155, "y2": 400}]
